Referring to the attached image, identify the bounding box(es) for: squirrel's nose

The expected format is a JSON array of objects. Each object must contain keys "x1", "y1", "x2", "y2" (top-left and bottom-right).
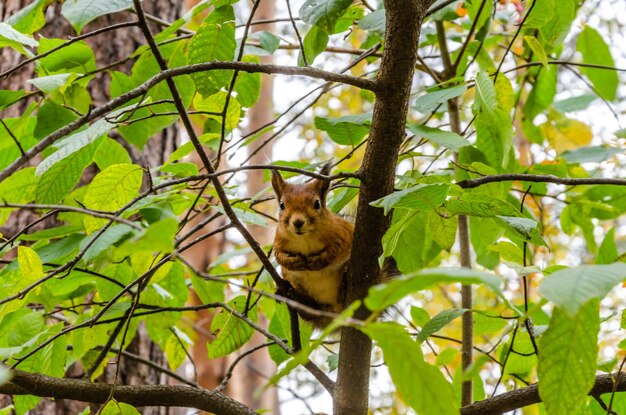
[{"x1": 293, "y1": 219, "x2": 305, "y2": 229}]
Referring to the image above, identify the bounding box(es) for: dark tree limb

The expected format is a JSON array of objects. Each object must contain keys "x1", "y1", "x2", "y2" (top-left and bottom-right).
[
  {"x1": 1, "y1": 369, "x2": 257, "y2": 415},
  {"x1": 461, "y1": 372, "x2": 626, "y2": 415},
  {"x1": 457, "y1": 174, "x2": 626, "y2": 189},
  {"x1": 333, "y1": 1, "x2": 436, "y2": 414}
]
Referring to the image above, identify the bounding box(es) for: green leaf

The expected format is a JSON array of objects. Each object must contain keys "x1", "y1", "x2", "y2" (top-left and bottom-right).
[
  {"x1": 315, "y1": 113, "x2": 371, "y2": 145},
  {"x1": 0, "y1": 167, "x2": 37, "y2": 203},
  {"x1": 250, "y1": 31, "x2": 281, "y2": 54},
  {"x1": 36, "y1": 138, "x2": 102, "y2": 204},
  {"x1": 552, "y1": 94, "x2": 597, "y2": 113},
  {"x1": 524, "y1": 0, "x2": 555, "y2": 29},
  {"x1": 164, "y1": 330, "x2": 189, "y2": 371},
  {"x1": 362, "y1": 322, "x2": 457, "y2": 415},
  {"x1": 365, "y1": 268, "x2": 502, "y2": 311},
  {"x1": 359, "y1": 9, "x2": 385, "y2": 33},
  {"x1": 6, "y1": 0, "x2": 54, "y2": 34},
  {"x1": 194, "y1": 91, "x2": 241, "y2": 132},
  {"x1": 34, "y1": 101, "x2": 79, "y2": 140},
  {"x1": 80, "y1": 224, "x2": 134, "y2": 262},
  {"x1": 539, "y1": 263, "x2": 626, "y2": 316},
  {"x1": 576, "y1": 26, "x2": 618, "y2": 101},
  {"x1": 267, "y1": 303, "x2": 311, "y2": 364},
  {"x1": 416, "y1": 308, "x2": 467, "y2": 343},
  {"x1": 94, "y1": 137, "x2": 131, "y2": 170},
  {"x1": 83, "y1": 164, "x2": 143, "y2": 233},
  {"x1": 414, "y1": 85, "x2": 467, "y2": 114},
  {"x1": 37, "y1": 37, "x2": 96, "y2": 75},
  {"x1": 494, "y1": 215, "x2": 545, "y2": 246},
  {"x1": 596, "y1": 228, "x2": 618, "y2": 265},
  {"x1": 187, "y1": 7, "x2": 236, "y2": 97},
  {"x1": 299, "y1": 0, "x2": 353, "y2": 33},
  {"x1": 495, "y1": 75, "x2": 514, "y2": 113},
  {"x1": 473, "y1": 71, "x2": 497, "y2": 115},
  {"x1": 300, "y1": 25, "x2": 329, "y2": 66},
  {"x1": 427, "y1": 212, "x2": 457, "y2": 251},
  {"x1": 523, "y1": 35, "x2": 548, "y2": 68},
  {"x1": 615, "y1": 129, "x2": 626, "y2": 139},
  {"x1": 410, "y1": 306, "x2": 430, "y2": 326},
  {"x1": 123, "y1": 218, "x2": 177, "y2": 253},
  {"x1": 538, "y1": 301, "x2": 599, "y2": 415},
  {"x1": 445, "y1": 192, "x2": 520, "y2": 218},
  {"x1": 207, "y1": 296, "x2": 256, "y2": 358},
  {"x1": 407, "y1": 124, "x2": 470, "y2": 151},
  {"x1": 561, "y1": 146, "x2": 623, "y2": 164},
  {"x1": 61, "y1": 0, "x2": 134, "y2": 33},
  {"x1": 466, "y1": 0, "x2": 493, "y2": 33},
  {"x1": 475, "y1": 108, "x2": 512, "y2": 169},
  {"x1": 538, "y1": 0, "x2": 575, "y2": 50},
  {"x1": 234, "y1": 55, "x2": 261, "y2": 107},
  {"x1": 159, "y1": 162, "x2": 199, "y2": 178},
  {"x1": 371, "y1": 184, "x2": 449, "y2": 215},
  {"x1": 0, "y1": 22, "x2": 38, "y2": 53},
  {"x1": 0, "y1": 90, "x2": 26, "y2": 110},
  {"x1": 27, "y1": 73, "x2": 77, "y2": 94},
  {"x1": 488, "y1": 241, "x2": 523, "y2": 264},
  {"x1": 36, "y1": 118, "x2": 113, "y2": 177},
  {"x1": 523, "y1": 66, "x2": 557, "y2": 126},
  {"x1": 100, "y1": 399, "x2": 141, "y2": 415}
]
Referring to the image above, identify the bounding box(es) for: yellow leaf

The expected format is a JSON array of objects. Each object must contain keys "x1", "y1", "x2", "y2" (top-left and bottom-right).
[
  {"x1": 541, "y1": 117, "x2": 592, "y2": 153},
  {"x1": 18, "y1": 246, "x2": 44, "y2": 283}
]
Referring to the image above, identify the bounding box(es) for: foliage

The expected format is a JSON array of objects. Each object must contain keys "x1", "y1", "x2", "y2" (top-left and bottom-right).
[{"x1": 0, "y1": 0, "x2": 625, "y2": 414}]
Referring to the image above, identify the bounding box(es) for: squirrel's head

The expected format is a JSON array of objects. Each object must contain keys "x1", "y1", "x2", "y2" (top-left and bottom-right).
[{"x1": 271, "y1": 164, "x2": 331, "y2": 236}]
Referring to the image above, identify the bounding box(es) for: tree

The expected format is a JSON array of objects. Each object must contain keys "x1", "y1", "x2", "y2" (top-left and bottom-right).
[{"x1": 1, "y1": 0, "x2": 626, "y2": 414}]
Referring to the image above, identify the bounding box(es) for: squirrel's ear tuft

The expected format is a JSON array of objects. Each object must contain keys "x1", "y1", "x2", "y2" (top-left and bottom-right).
[
  {"x1": 271, "y1": 169, "x2": 286, "y2": 198},
  {"x1": 313, "y1": 162, "x2": 331, "y2": 201}
]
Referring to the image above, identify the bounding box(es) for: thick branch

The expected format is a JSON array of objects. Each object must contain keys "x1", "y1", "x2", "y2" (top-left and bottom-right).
[
  {"x1": 2, "y1": 369, "x2": 256, "y2": 415},
  {"x1": 461, "y1": 372, "x2": 626, "y2": 415},
  {"x1": 457, "y1": 174, "x2": 626, "y2": 189}
]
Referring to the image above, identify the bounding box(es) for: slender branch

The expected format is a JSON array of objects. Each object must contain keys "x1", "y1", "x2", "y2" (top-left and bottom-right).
[
  {"x1": 457, "y1": 174, "x2": 626, "y2": 189},
  {"x1": 0, "y1": 119, "x2": 25, "y2": 155},
  {"x1": 0, "y1": 203, "x2": 142, "y2": 229},
  {"x1": 452, "y1": 0, "x2": 488, "y2": 72},
  {"x1": 493, "y1": 0, "x2": 538, "y2": 82},
  {"x1": 215, "y1": 341, "x2": 277, "y2": 392},
  {"x1": 503, "y1": 59, "x2": 626, "y2": 74},
  {"x1": 286, "y1": 0, "x2": 307, "y2": 66},
  {"x1": 0, "y1": 61, "x2": 376, "y2": 185}
]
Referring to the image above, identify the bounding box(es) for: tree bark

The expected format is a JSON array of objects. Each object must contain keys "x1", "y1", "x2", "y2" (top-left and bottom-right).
[{"x1": 333, "y1": 1, "x2": 435, "y2": 414}]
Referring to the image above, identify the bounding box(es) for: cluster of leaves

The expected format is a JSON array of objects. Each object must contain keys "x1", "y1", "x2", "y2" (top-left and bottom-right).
[{"x1": 0, "y1": 0, "x2": 625, "y2": 414}]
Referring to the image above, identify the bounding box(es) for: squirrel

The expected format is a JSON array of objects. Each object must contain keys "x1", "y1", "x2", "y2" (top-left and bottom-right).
[{"x1": 271, "y1": 164, "x2": 354, "y2": 327}]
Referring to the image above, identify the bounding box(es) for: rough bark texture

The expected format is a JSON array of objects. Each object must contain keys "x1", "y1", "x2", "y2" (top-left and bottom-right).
[
  {"x1": 226, "y1": 0, "x2": 279, "y2": 411},
  {"x1": 0, "y1": 2, "x2": 181, "y2": 414},
  {"x1": 2, "y1": 369, "x2": 258, "y2": 415},
  {"x1": 333, "y1": 1, "x2": 435, "y2": 414}
]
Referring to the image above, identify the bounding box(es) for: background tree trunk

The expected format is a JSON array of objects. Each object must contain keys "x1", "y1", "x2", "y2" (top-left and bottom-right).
[{"x1": 1, "y1": 2, "x2": 181, "y2": 413}]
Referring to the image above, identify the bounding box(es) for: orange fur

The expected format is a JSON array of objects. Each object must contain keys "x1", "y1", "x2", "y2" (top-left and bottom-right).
[{"x1": 271, "y1": 168, "x2": 354, "y2": 326}]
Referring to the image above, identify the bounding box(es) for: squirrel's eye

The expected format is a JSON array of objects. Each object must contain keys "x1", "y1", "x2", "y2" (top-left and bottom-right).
[
  {"x1": 279, "y1": 201, "x2": 285, "y2": 210},
  {"x1": 314, "y1": 200, "x2": 321, "y2": 210}
]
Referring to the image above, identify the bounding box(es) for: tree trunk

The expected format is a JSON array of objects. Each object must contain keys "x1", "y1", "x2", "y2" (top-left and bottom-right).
[{"x1": 333, "y1": 1, "x2": 436, "y2": 414}]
